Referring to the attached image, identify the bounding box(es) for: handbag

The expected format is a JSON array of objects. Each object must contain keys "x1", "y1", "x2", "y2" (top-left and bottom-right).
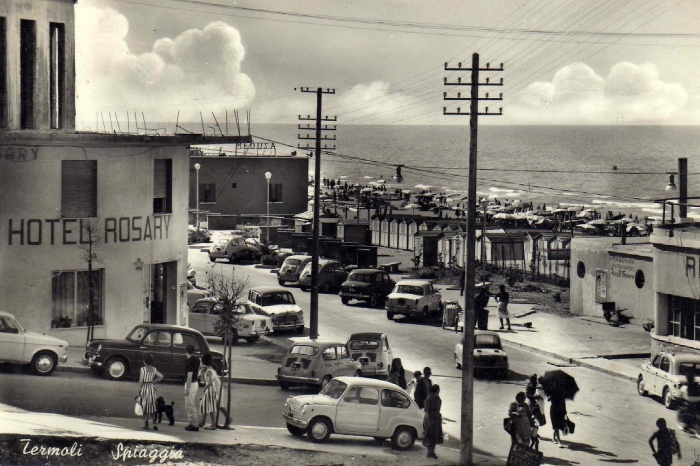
[
  {"x1": 134, "y1": 396, "x2": 143, "y2": 416},
  {"x1": 565, "y1": 416, "x2": 575, "y2": 435},
  {"x1": 503, "y1": 417, "x2": 513, "y2": 434}
]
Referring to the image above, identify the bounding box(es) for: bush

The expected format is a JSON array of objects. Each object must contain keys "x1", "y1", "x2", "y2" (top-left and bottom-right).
[
  {"x1": 188, "y1": 228, "x2": 211, "y2": 244},
  {"x1": 261, "y1": 254, "x2": 279, "y2": 266},
  {"x1": 414, "y1": 267, "x2": 438, "y2": 279}
]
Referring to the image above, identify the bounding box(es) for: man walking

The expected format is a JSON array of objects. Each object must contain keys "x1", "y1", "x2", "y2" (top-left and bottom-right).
[
  {"x1": 184, "y1": 345, "x2": 201, "y2": 431},
  {"x1": 414, "y1": 367, "x2": 433, "y2": 409}
]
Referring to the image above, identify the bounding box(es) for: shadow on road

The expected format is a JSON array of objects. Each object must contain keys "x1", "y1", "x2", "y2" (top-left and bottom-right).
[{"x1": 564, "y1": 440, "x2": 618, "y2": 458}]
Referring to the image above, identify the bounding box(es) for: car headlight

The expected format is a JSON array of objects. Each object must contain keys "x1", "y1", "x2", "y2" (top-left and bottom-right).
[
  {"x1": 301, "y1": 406, "x2": 307, "y2": 415},
  {"x1": 97, "y1": 344, "x2": 102, "y2": 352}
]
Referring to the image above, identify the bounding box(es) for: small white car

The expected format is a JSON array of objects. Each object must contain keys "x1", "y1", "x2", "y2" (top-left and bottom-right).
[
  {"x1": 385, "y1": 280, "x2": 442, "y2": 320},
  {"x1": 347, "y1": 332, "x2": 393, "y2": 379},
  {"x1": 283, "y1": 376, "x2": 424, "y2": 450},
  {"x1": 248, "y1": 286, "x2": 305, "y2": 333},
  {"x1": 0, "y1": 311, "x2": 69, "y2": 376},
  {"x1": 188, "y1": 299, "x2": 272, "y2": 343},
  {"x1": 455, "y1": 331, "x2": 509, "y2": 378},
  {"x1": 208, "y1": 235, "x2": 257, "y2": 263},
  {"x1": 637, "y1": 351, "x2": 700, "y2": 409},
  {"x1": 186, "y1": 280, "x2": 212, "y2": 309},
  {"x1": 278, "y1": 255, "x2": 312, "y2": 285},
  {"x1": 276, "y1": 340, "x2": 363, "y2": 390}
]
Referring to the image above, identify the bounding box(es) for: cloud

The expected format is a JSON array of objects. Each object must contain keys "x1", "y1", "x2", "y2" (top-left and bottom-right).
[
  {"x1": 510, "y1": 62, "x2": 693, "y2": 125},
  {"x1": 75, "y1": 5, "x2": 255, "y2": 126}
]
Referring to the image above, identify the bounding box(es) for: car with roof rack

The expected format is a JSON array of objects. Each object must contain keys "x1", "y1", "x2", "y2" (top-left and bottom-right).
[{"x1": 276, "y1": 340, "x2": 362, "y2": 390}]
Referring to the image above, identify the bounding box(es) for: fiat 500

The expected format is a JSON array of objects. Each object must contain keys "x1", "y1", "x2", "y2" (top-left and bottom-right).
[
  {"x1": 283, "y1": 376, "x2": 424, "y2": 450},
  {"x1": 277, "y1": 340, "x2": 362, "y2": 390},
  {"x1": 188, "y1": 299, "x2": 272, "y2": 343},
  {"x1": 347, "y1": 332, "x2": 393, "y2": 379},
  {"x1": 299, "y1": 259, "x2": 349, "y2": 293},
  {"x1": 278, "y1": 255, "x2": 312, "y2": 285},
  {"x1": 455, "y1": 331, "x2": 509, "y2": 378},
  {"x1": 385, "y1": 280, "x2": 442, "y2": 320},
  {"x1": 637, "y1": 351, "x2": 700, "y2": 409},
  {"x1": 339, "y1": 269, "x2": 395, "y2": 308},
  {"x1": 0, "y1": 311, "x2": 69, "y2": 376}
]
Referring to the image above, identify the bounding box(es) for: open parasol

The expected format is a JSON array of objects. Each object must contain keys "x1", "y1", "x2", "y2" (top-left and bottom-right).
[{"x1": 541, "y1": 370, "x2": 579, "y2": 400}]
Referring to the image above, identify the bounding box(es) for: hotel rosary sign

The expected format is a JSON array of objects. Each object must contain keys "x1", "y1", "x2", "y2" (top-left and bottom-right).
[
  {"x1": 0, "y1": 146, "x2": 39, "y2": 161},
  {"x1": 506, "y1": 443, "x2": 543, "y2": 466}
]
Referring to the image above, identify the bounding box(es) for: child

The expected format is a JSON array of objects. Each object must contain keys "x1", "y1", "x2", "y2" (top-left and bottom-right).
[
  {"x1": 405, "y1": 371, "x2": 422, "y2": 397},
  {"x1": 530, "y1": 421, "x2": 540, "y2": 451}
]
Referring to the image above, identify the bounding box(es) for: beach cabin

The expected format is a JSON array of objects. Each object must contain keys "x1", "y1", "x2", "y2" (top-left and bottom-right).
[
  {"x1": 484, "y1": 233, "x2": 526, "y2": 269},
  {"x1": 320, "y1": 217, "x2": 341, "y2": 238},
  {"x1": 389, "y1": 218, "x2": 401, "y2": 249},
  {"x1": 414, "y1": 231, "x2": 443, "y2": 267},
  {"x1": 370, "y1": 215, "x2": 382, "y2": 245},
  {"x1": 380, "y1": 217, "x2": 391, "y2": 247},
  {"x1": 437, "y1": 231, "x2": 460, "y2": 267},
  {"x1": 407, "y1": 220, "x2": 419, "y2": 251},
  {"x1": 524, "y1": 232, "x2": 543, "y2": 267}
]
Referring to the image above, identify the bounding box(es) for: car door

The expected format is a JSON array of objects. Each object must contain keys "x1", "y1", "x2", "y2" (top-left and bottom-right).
[
  {"x1": 382, "y1": 273, "x2": 394, "y2": 296},
  {"x1": 0, "y1": 315, "x2": 26, "y2": 362},
  {"x1": 379, "y1": 388, "x2": 412, "y2": 433},
  {"x1": 335, "y1": 385, "x2": 380, "y2": 433},
  {"x1": 171, "y1": 332, "x2": 204, "y2": 380},
  {"x1": 188, "y1": 301, "x2": 209, "y2": 334},
  {"x1": 140, "y1": 330, "x2": 173, "y2": 375},
  {"x1": 428, "y1": 284, "x2": 440, "y2": 310},
  {"x1": 208, "y1": 303, "x2": 224, "y2": 335},
  {"x1": 646, "y1": 355, "x2": 662, "y2": 394},
  {"x1": 336, "y1": 345, "x2": 356, "y2": 376},
  {"x1": 657, "y1": 357, "x2": 672, "y2": 395},
  {"x1": 319, "y1": 345, "x2": 339, "y2": 378}
]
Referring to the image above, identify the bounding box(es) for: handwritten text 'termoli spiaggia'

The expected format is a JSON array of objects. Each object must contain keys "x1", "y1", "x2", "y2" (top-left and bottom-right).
[{"x1": 21, "y1": 439, "x2": 185, "y2": 464}]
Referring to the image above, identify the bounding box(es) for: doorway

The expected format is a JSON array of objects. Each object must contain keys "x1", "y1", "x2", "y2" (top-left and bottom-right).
[{"x1": 150, "y1": 261, "x2": 177, "y2": 324}]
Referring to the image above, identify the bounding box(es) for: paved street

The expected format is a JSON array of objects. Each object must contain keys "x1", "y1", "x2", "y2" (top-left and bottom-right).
[{"x1": 190, "y1": 249, "x2": 700, "y2": 465}]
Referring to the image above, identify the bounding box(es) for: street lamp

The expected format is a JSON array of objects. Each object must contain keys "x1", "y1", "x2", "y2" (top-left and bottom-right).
[
  {"x1": 194, "y1": 163, "x2": 201, "y2": 228},
  {"x1": 265, "y1": 171, "x2": 272, "y2": 244}
]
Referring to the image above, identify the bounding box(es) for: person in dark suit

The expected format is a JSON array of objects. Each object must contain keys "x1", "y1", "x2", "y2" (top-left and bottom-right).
[{"x1": 414, "y1": 367, "x2": 433, "y2": 409}]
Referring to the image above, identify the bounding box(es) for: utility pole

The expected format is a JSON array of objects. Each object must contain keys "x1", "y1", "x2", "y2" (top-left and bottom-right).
[
  {"x1": 444, "y1": 54, "x2": 503, "y2": 465},
  {"x1": 297, "y1": 87, "x2": 336, "y2": 340}
]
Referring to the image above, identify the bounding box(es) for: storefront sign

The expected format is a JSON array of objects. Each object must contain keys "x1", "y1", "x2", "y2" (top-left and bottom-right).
[
  {"x1": 7, "y1": 215, "x2": 171, "y2": 246},
  {"x1": 596, "y1": 268, "x2": 608, "y2": 303},
  {"x1": 506, "y1": 443, "x2": 543, "y2": 465},
  {"x1": 1, "y1": 146, "x2": 39, "y2": 161},
  {"x1": 611, "y1": 255, "x2": 635, "y2": 280}
]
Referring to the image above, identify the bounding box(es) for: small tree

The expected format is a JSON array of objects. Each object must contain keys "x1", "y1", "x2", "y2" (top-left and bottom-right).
[
  {"x1": 207, "y1": 267, "x2": 248, "y2": 429},
  {"x1": 78, "y1": 220, "x2": 103, "y2": 348}
]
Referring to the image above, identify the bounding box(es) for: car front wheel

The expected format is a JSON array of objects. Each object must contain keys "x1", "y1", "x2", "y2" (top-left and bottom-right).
[
  {"x1": 454, "y1": 354, "x2": 461, "y2": 369},
  {"x1": 278, "y1": 279, "x2": 286, "y2": 286},
  {"x1": 637, "y1": 375, "x2": 648, "y2": 396},
  {"x1": 228, "y1": 253, "x2": 237, "y2": 264},
  {"x1": 341, "y1": 297, "x2": 349, "y2": 305},
  {"x1": 369, "y1": 294, "x2": 379, "y2": 308},
  {"x1": 308, "y1": 417, "x2": 332, "y2": 443},
  {"x1": 31, "y1": 351, "x2": 57, "y2": 376},
  {"x1": 287, "y1": 423, "x2": 306, "y2": 436},
  {"x1": 663, "y1": 387, "x2": 676, "y2": 409},
  {"x1": 105, "y1": 357, "x2": 128, "y2": 381},
  {"x1": 387, "y1": 311, "x2": 394, "y2": 320},
  {"x1": 209, "y1": 255, "x2": 216, "y2": 263},
  {"x1": 245, "y1": 335, "x2": 260, "y2": 343},
  {"x1": 391, "y1": 426, "x2": 416, "y2": 450}
]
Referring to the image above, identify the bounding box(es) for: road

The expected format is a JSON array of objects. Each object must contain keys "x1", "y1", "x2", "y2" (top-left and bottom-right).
[{"x1": 190, "y1": 249, "x2": 699, "y2": 465}]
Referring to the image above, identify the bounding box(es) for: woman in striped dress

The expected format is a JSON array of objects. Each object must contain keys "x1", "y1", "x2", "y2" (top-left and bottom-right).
[
  {"x1": 199, "y1": 353, "x2": 221, "y2": 430},
  {"x1": 138, "y1": 353, "x2": 163, "y2": 430}
]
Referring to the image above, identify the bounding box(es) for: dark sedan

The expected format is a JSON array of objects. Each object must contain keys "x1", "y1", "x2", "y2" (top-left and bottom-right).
[
  {"x1": 83, "y1": 324, "x2": 226, "y2": 381},
  {"x1": 339, "y1": 269, "x2": 395, "y2": 308}
]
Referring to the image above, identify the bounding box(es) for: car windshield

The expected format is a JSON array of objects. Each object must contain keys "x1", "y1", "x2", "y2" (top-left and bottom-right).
[
  {"x1": 287, "y1": 259, "x2": 302, "y2": 266},
  {"x1": 320, "y1": 379, "x2": 347, "y2": 399},
  {"x1": 290, "y1": 345, "x2": 320, "y2": 356},
  {"x1": 349, "y1": 273, "x2": 374, "y2": 283},
  {"x1": 395, "y1": 285, "x2": 424, "y2": 295},
  {"x1": 216, "y1": 238, "x2": 229, "y2": 246},
  {"x1": 349, "y1": 340, "x2": 379, "y2": 350},
  {"x1": 301, "y1": 263, "x2": 313, "y2": 274},
  {"x1": 679, "y1": 363, "x2": 700, "y2": 379},
  {"x1": 475, "y1": 335, "x2": 501, "y2": 349},
  {"x1": 127, "y1": 326, "x2": 149, "y2": 343},
  {"x1": 262, "y1": 292, "x2": 296, "y2": 306}
]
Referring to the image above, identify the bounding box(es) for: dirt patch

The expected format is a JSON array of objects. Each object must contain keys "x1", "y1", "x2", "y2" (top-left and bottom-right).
[{"x1": 246, "y1": 353, "x2": 284, "y2": 364}]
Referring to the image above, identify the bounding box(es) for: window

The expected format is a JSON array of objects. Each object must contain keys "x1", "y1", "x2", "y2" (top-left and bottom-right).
[
  {"x1": 20, "y1": 20, "x2": 36, "y2": 129},
  {"x1": 651, "y1": 355, "x2": 662, "y2": 368},
  {"x1": 153, "y1": 159, "x2": 172, "y2": 214},
  {"x1": 51, "y1": 270, "x2": 104, "y2": 328},
  {"x1": 127, "y1": 326, "x2": 148, "y2": 343},
  {"x1": 381, "y1": 390, "x2": 410, "y2": 409},
  {"x1": 344, "y1": 386, "x2": 379, "y2": 405},
  {"x1": 577, "y1": 261, "x2": 586, "y2": 278},
  {"x1": 635, "y1": 270, "x2": 645, "y2": 289},
  {"x1": 173, "y1": 333, "x2": 199, "y2": 350},
  {"x1": 210, "y1": 304, "x2": 223, "y2": 316},
  {"x1": 668, "y1": 295, "x2": 700, "y2": 341},
  {"x1": 144, "y1": 331, "x2": 172, "y2": 347},
  {"x1": 199, "y1": 183, "x2": 216, "y2": 203},
  {"x1": 337, "y1": 345, "x2": 348, "y2": 359},
  {"x1": 290, "y1": 345, "x2": 320, "y2": 356},
  {"x1": 190, "y1": 303, "x2": 208, "y2": 314},
  {"x1": 323, "y1": 346, "x2": 337, "y2": 360},
  {"x1": 61, "y1": 161, "x2": 97, "y2": 218},
  {"x1": 660, "y1": 358, "x2": 670, "y2": 373},
  {"x1": 49, "y1": 23, "x2": 65, "y2": 129},
  {"x1": 0, "y1": 316, "x2": 19, "y2": 334},
  {"x1": 0, "y1": 17, "x2": 7, "y2": 128},
  {"x1": 269, "y1": 183, "x2": 283, "y2": 202}
]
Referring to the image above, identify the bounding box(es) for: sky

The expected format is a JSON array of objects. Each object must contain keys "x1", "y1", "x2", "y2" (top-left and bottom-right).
[{"x1": 74, "y1": 0, "x2": 700, "y2": 127}]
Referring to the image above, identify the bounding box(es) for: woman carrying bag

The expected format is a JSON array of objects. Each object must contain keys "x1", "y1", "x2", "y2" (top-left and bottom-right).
[
  {"x1": 199, "y1": 353, "x2": 221, "y2": 430},
  {"x1": 422, "y1": 384, "x2": 443, "y2": 459},
  {"x1": 138, "y1": 354, "x2": 163, "y2": 430}
]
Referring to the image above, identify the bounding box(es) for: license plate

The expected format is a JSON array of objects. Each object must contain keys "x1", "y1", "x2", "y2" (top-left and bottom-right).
[{"x1": 291, "y1": 363, "x2": 301, "y2": 372}]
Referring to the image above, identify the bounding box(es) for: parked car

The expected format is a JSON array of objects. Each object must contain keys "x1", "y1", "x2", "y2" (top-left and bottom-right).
[
  {"x1": 0, "y1": 311, "x2": 69, "y2": 376},
  {"x1": 83, "y1": 324, "x2": 225, "y2": 381},
  {"x1": 188, "y1": 298, "x2": 272, "y2": 343},
  {"x1": 454, "y1": 330, "x2": 509, "y2": 377},
  {"x1": 208, "y1": 235, "x2": 257, "y2": 263},
  {"x1": 347, "y1": 332, "x2": 393, "y2": 379},
  {"x1": 278, "y1": 255, "x2": 312, "y2": 285},
  {"x1": 339, "y1": 269, "x2": 395, "y2": 308},
  {"x1": 299, "y1": 259, "x2": 349, "y2": 293},
  {"x1": 385, "y1": 280, "x2": 443, "y2": 320},
  {"x1": 277, "y1": 340, "x2": 363, "y2": 390},
  {"x1": 283, "y1": 376, "x2": 423, "y2": 450},
  {"x1": 187, "y1": 264, "x2": 196, "y2": 285},
  {"x1": 186, "y1": 280, "x2": 212, "y2": 308},
  {"x1": 247, "y1": 286, "x2": 305, "y2": 333},
  {"x1": 637, "y1": 351, "x2": 700, "y2": 409}
]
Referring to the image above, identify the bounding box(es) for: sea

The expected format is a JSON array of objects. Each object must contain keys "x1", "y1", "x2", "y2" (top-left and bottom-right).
[{"x1": 191, "y1": 123, "x2": 700, "y2": 219}]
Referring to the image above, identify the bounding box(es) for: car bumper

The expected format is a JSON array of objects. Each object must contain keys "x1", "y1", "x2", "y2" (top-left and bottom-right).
[
  {"x1": 82, "y1": 352, "x2": 103, "y2": 368},
  {"x1": 282, "y1": 412, "x2": 309, "y2": 427},
  {"x1": 273, "y1": 322, "x2": 303, "y2": 331},
  {"x1": 278, "y1": 273, "x2": 300, "y2": 282},
  {"x1": 474, "y1": 361, "x2": 508, "y2": 370},
  {"x1": 340, "y1": 292, "x2": 370, "y2": 300},
  {"x1": 386, "y1": 305, "x2": 418, "y2": 315},
  {"x1": 277, "y1": 374, "x2": 321, "y2": 385}
]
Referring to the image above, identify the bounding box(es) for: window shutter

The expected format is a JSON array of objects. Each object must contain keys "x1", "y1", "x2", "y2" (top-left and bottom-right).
[
  {"x1": 61, "y1": 160, "x2": 97, "y2": 218},
  {"x1": 154, "y1": 159, "x2": 167, "y2": 198}
]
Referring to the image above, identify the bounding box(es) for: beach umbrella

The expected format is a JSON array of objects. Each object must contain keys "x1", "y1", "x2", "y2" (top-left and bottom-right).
[
  {"x1": 363, "y1": 175, "x2": 374, "y2": 179},
  {"x1": 541, "y1": 370, "x2": 579, "y2": 400},
  {"x1": 361, "y1": 187, "x2": 373, "y2": 193},
  {"x1": 567, "y1": 206, "x2": 580, "y2": 212},
  {"x1": 493, "y1": 213, "x2": 514, "y2": 220},
  {"x1": 512, "y1": 200, "x2": 524, "y2": 208},
  {"x1": 627, "y1": 223, "x2": 648, "y2": 232},
  {"x1": 404, "y1": 203, "x2": 421, "y2": 214},
  {"x1": 575, "y1": 224, "x2": 598, "y2": 231},
  {"x1": 587, "y1": 219, "x2": 608, "y2": 226},
  {"x1": 402, "y1": 189, "x2": 412, "y2": 194},
  {"x1": 576, "y1": 210, "x2": 594, "y2": 219}
]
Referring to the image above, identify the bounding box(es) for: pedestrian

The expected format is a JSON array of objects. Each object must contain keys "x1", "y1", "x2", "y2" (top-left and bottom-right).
[
  {"x1": 549, "y1": 392, "x2": 567, "y2": 448},
  {"x1": 495, "y1": 284, "x2": 512, "y2": 331},
  {"x1": 198, "y1": 353, "x2": 221, "y2": 430},
  {"x1": 414, "y1": 367, "x2": 433, "y2": 409},
  {"x1": 475, "y1": 287, "x2": 490, "y2": 330},
  {"x1": 459, "y1": 271, "x2": 465, "y2": 297},
  {"x1": 422, "y1": 384, "x2": 443, "y2": 459},
  {"x1": 406, "y1": 371, "x2": 422, "y2": 397},
  {"x1": 138, "y1": 353, "x2": 163, "y2": 430},
  {"x1": 649, "y1": 418, "x2": 681, "y2": 466},
  {"x1": 526, "y1": 375, "x2": 546, "y2": 426},
  {"x1": 184, "y1": 345, "x2": 201, "y2": 431},
  {"x1": 508, "y1": 392, "x2": 533, "y2": 446},
  {"x1": 388, "y1": 358, "x2": 407, "y2": 389}
]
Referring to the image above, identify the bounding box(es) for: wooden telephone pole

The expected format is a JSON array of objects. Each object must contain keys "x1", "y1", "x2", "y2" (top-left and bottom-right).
[
  {"x1": 443, "y1": 53, "x2": 503, "y2": 465},
  {"x1": 297, "y1": 87, "x2": 336, "y2": 340}
]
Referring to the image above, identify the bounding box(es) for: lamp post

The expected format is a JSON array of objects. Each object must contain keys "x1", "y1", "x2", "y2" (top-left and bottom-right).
[
  {"x1": 194, "y1": 163, "x2": 201, "y2": 228},
  {"x1": 265, "y1": 171, "x2": 272, "y2": 244}
]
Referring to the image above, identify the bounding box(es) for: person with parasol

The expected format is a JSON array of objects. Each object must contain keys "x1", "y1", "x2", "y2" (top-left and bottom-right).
[{"x1": 540, "y1": 370, "x2": 579, "y2": 448}]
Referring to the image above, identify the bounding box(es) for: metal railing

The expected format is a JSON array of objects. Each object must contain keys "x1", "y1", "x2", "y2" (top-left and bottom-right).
[{"x1": 654, "y1": 197, "x2": 700, "y2": 237}]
